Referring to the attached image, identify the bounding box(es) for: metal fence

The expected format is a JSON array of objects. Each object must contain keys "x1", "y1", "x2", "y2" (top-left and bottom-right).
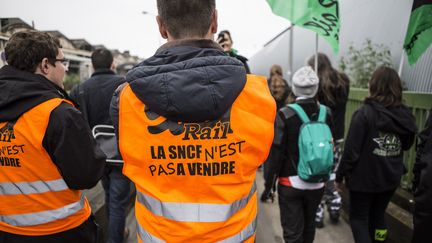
[{"x1": 345, "y1": 88, "x2": 432, "y2": 189}]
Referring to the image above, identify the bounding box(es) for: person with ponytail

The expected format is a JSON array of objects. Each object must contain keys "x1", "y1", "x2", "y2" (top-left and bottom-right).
[{"x1": 307, "y1": 53, "x2": 350, "y2": 227}]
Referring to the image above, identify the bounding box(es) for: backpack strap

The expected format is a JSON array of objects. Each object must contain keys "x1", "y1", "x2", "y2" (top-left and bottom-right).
[
  {"x1": 318, "y1": 105, "x2": 327, "y2": 122},
  {"x1": 279, "y1": 106, "x2": 296, "y2": 121},
  {"x1": 288, "y1": 104, "x2": 310, "y2": 123}
]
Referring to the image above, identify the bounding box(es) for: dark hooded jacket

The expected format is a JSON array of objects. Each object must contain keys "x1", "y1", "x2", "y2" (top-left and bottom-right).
[
  {"x1": 336, "y1": 100, "x2": 417, "y2": 192},
  {"x1": 413, "y1": 111, "x2": 432, "y2": 212},
  {"x1": 227, "y1": 49, "x2": 250, "y2": 74},
  {"x1": 110, "y1": 39, "x2": 246, "y2": 128},
  {"x1": 70, "y1": 69, "x2": 124, "y2": 129},
  {"x1": 0, "y1": 65, "x2": 105, "y2": 190}
]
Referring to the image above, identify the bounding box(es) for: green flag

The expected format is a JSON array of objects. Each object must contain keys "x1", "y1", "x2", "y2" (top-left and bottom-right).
[
  {"x1": 266, "y1": 0, "x2": 340, "y2": 53},
  {"x1": 403, "y1": 0, "x2": 432, "y2": 65}
]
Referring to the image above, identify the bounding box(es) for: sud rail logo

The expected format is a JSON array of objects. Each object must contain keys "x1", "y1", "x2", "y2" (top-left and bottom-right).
[
  {"x1": 0, "y1": 121, "x2": 16, "y2": 143},
  {"x1": 145, "y1": 108, "x2": 233, "y2": 140},
  {"x1": 373, "y1": 132, "x2": 401, "y2": 157}
]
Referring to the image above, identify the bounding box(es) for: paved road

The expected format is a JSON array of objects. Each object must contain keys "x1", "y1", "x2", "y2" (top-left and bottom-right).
[
  {"x1": 255, "y1": 170, "x2": 354, "y2": 243},
  {"x1": 119, "y1": 170, "x2": 355, "y2": 243}
]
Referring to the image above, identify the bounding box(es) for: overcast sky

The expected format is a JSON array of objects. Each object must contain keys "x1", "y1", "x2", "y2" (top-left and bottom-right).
[{"x1": 1, "y1": 0, "x2": 289, "y2": 59}]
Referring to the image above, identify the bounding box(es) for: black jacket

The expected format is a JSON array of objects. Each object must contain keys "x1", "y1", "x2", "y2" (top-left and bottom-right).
[
  {"x1": 233, "y1": 54, "x2": 250, "y2": 74},
  {"x1": 336, "y1": 100, "x2": 417, "y2": 192},
  {"x1": 264, "y1": 99, "x2": 332, "y2": 190},
  {"x1": 70, "y1": 69, "x2": 124, "y2": 128},
  {"x1": 0, "y1": 65, "x2": 105, "y2": 190},
  {"x1": 227, "y1": 49, "x2": 250, "y2": 74},
  {"x1": 317, "y1": 74, "x2": 350, "y2": 140},
  {"x1": 413, "y1": 111, "x2": 432, "y2": 212},
  {"x1": 111, "y1": 39, "x2": 246, "y2": 127}
]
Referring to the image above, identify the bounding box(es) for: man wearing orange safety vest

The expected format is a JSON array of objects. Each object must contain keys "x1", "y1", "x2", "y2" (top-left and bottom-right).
[
  {"x1": 110, "y1": 0, "x2": 276, "y2": 242},
  {"x1": 0, "y1": 30, "x2": 106, "y2": 243}
]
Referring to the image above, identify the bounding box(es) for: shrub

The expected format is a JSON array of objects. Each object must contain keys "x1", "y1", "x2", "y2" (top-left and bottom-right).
[
  {"x1": 63, "y1": 73, "x2": 80, "y2": 92},
  {"x1": 340, "y1": 39, "x2": 393, "y2": 88}
]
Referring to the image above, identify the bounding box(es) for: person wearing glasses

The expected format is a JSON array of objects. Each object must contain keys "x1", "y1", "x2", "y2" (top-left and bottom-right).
[{"x1": 0, "y1": 30, "x2": 105, "y2": 243}]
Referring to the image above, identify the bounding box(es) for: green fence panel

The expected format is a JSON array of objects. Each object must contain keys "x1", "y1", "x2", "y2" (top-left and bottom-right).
[{"x1": 345, "y1": 88, "x2": 432, "y2": 190}]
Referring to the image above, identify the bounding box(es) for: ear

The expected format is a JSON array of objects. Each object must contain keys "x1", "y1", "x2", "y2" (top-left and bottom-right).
[
  {"x1": 37, "y1": 58, "x2": 51, "y2": 75},
  {"x1": 156, "y1": 15, "x2": 168, "y2": 39},
  {"x1": 210, "y1": 9, "x2": 218, "y2": 34},
  {"x1": 110, "y1": 62, "x2": 116, "y2": 71}
]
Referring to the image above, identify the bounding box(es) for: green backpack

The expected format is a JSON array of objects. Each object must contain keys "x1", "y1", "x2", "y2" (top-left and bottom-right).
[{"x1": 288, "y1": 104, "x2": 334, "y2": 183}]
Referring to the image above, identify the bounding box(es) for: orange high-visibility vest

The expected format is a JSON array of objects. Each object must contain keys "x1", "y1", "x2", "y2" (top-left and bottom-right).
[
  {"x1": 119, "y1": 75, "x2": 276, "y2": 243},
  {"x1": 0, "y1": 98, "x2": 91, "y2": 236}
]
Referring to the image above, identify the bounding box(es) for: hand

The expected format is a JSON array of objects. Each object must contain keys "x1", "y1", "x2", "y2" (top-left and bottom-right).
[
  {"x1": 219, "y1": 40, "x2": 231, "y2": 52},
  {"x1": 260, "y1": 190, "x2": 274, "y2": 203}
]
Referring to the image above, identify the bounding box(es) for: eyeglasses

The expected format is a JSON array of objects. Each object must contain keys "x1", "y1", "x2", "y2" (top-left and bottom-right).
[{"x1": 53, "y1": 58, "x2": 70, "y2": 68}]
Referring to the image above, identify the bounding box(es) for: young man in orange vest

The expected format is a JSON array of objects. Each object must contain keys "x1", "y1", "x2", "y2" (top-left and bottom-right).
[
  {"x1": 0, "y1": 30, "x2": 106, "y2": 243},
  {"x1": 110, "y1": 0, "x2": 276, "y2": 242}
]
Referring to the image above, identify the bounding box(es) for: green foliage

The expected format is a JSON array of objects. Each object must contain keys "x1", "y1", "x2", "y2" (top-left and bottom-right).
[
  {"x1": 63, "y1": 74, "x2": 80, "y2": 92},
  {"x1": 339, "y1": 39, "x2": 393, "y2": 88}
]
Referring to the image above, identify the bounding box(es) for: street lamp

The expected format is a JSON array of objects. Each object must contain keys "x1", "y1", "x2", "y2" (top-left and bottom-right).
[
  {"x1": 142, "y1": 11, "x2": 156, "y2": 17},
  {"x1": 142, "y1": 11, "x2": 162, "y2": 46}
]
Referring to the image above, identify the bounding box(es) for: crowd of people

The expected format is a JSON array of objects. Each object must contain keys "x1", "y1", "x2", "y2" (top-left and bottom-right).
[{"x1": 0, "y1": 0, "x2": 430, "y2": 243}]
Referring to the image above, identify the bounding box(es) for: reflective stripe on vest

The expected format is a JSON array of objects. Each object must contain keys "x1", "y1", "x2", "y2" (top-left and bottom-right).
[
  {"x1": 0, "y1": 194, "x2": 86, "y2": 226},
  {"x1": 0, "y1": 98, "x2": 91, "y2": 235},
  {"x1": 137, "y1": 215, "x2": 257, "y2": 243},
  {"x1": 136, "y1": 182, "x2": 256, "y2": 222},
  {"x1": 119, "y1": 75, "x2": 275, "y2": 242},
  {"x1": 0, "y1": 179, "x2": 68, "y2": 195}
]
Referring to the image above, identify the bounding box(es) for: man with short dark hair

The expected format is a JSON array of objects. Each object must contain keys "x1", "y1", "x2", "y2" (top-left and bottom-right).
[
  {"x1": 0, "y1": 30, "x2": 105, "y2": 243},
  {"x1": 70, "y1": 48, "x2": 130, "y2": 243},
  {"x1": 110, "y1": 0, "x2": 276, "y2": 242},
  {"x1": 111, "y1": 0, "x2": 276, "y2": 242}
]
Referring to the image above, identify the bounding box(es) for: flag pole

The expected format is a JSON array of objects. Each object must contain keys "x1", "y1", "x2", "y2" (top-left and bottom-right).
[
  {"x1": 314, "y1": 33, "x2": 319, "y2": 73},
  {"x1": 398, "y1": 49, "x2": 405, "y2": 77},
  {"x1": 288, "y1": 24, "x2": 294, "y2": 85}
]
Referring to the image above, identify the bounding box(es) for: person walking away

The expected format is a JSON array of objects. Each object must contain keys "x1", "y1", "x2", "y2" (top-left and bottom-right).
[
  {"x1": 217, "y1": 30, "x2": 251, "y2": 73},
  {"x1": 267, "y1": 64, "x2": 283, "y2": 86},
  {"x1": 110, "y1": 0, "x2": 276, "y2": 242},
  {"x1": 335, "y1": 66, "x2": 417, "y2": 243},
  {"x1": 412, "y1": 110, "x2": 432, "y2": 243},
  {"x1": 268, "y1": 65, "x2": 290, "y2": 110},
  {"x1": 70, "y1": 48, "x2": 130, "y2": 243},
  {"x1": 307, "y1": 53, "x2": 350, "y2": 227},
  {"x1": 261, "y1": 65, "x2": 290, "y2": 202},
  {"x1": 265, "y1": 66, "x2": 334, "y2": 243},
  {"x1": 0, "y1": 30, "x2": 105, "y2": 243}
]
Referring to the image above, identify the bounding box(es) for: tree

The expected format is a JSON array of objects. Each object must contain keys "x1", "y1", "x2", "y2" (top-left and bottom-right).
[
  {"x1": 340, "y1": 39, "x2": 393, "y2": 88},
  {"x1": 63, "y1": 74, "x2": 80, "y2": 92}
]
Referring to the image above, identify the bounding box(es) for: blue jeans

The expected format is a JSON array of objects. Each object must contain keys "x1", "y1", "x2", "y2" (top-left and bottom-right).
[{"x1": 102, "y1": 166, "x2": 131, "y2": 243}]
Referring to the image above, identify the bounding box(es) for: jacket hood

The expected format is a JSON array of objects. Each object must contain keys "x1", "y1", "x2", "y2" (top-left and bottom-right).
[
  {"x1": 366, "y1": 100, "x2": 417, "y2": 135},
  {"x1": 0, "y1": 65, "x2": 71, "y2": 122},
  {"x1": 125, "y1": 39, "x2": 247, "y2": 122}
]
